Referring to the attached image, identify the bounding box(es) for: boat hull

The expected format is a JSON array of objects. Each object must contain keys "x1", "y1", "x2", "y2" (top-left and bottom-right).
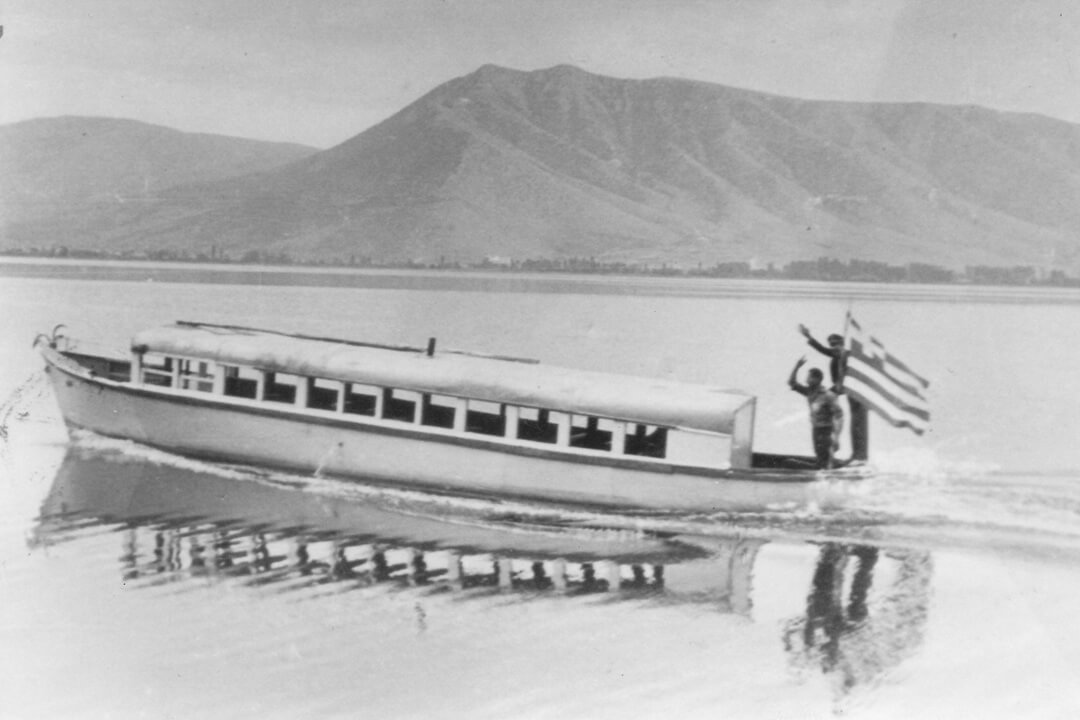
[{"x1": 41, "y1": 346, "x2": 857, "y2": 512}]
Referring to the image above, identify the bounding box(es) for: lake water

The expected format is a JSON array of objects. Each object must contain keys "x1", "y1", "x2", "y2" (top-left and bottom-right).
[{"x1": 2, "y1": 261, "x2": 1080, "y2": 719}]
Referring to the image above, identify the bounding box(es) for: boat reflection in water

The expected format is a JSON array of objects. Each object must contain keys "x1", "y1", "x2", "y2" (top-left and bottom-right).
[
  {"x1": 33, "y1": 445, "x2": 933, "y2": 703},
  {"x1": 34, "y1": 446, "x2": 709, "y2": 597},
  {"x1": 783, "y1": 544, "x2": 933, "y2": 698}
]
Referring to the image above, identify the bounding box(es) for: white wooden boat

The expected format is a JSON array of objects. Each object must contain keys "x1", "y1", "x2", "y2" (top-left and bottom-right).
[{"x1": 35, "y1": 322, "x2": 867, "y2": 511}]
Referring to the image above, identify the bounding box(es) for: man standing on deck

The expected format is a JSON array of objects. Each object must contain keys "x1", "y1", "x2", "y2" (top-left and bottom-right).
[
  {"x1": 788, "y1": 357, "x2": 844, "y2": 469},
  {"x1": 799, "y1": 324, "x2": 869, "y2": 462}
]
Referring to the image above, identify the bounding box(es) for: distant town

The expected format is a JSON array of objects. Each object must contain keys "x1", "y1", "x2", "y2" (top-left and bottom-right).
[{"x1": 3, "y1": 245, "x2": 1078, "y2": 288}]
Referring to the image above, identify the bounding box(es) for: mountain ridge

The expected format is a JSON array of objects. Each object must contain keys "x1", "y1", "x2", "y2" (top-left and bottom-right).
[
  {"x1": 0, "y1": 116, "x2": 318, "y2": 224},
  {"x1": 3, "y1": 65, "x2": 1079, "y2": 271}
]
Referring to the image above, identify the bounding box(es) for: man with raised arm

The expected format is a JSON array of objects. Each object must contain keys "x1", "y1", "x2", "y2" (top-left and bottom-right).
[
  {"x1": 788, "y1": 357, "x2": 844, "y2": 470},
  {"x1": 799, "y1": 325, "x2": 846, "y2": 389},
  {"x1": 799, "y1": 324, "x2": 869, "y2": 462}
]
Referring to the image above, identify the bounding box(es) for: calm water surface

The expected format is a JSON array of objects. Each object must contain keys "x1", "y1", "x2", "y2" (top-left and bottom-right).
[{"x1": 2, "y1": 264, "x2": 1079, "y2": 719}]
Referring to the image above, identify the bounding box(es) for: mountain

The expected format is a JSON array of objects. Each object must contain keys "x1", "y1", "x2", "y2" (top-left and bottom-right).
[
  {"x1": 0, "y1": 117, "x2": 317, "y2": 227},
  {"x1": 4, "y1": 67, "x2": 1080, "y2": 271}
]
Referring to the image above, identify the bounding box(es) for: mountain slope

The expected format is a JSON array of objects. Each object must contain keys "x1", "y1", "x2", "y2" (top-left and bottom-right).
[
  {"x1": 4, "y1": 68, "x2": 1080, "y2": 270},
  {"x1": 0, "y1": 117, "x2": 318, "y2": 226}
]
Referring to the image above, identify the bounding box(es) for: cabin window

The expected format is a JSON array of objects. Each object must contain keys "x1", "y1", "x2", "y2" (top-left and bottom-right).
[
  {"x1": 307, "y1": 378, "x2": 341, "y2": 411},
  {"x1": 382, "y1": 389, "x2": 419, "y2": 423},
  {"x1": 569, "y1": 415, "x2": 614, "y2": 452},
  {"x1": 624, "y1": 423, "x2": 667, "y2": 458},
  {"x1": 344, "y1": 383, "x2": 379, "y2": 416},
  {"x1": 142, "y1": 354, "x2": 173, "y2": 387},
  {"x1": 466, "y1": 399, "x2": 505, "y2": 437},
  {"x1": 264, "y1": 372, "x2": 298, "y2": 404},
  {"x1": 178, "y1": 359, "x2": 214, "y2": 393},
  {"x1": 421, "y1": 394, "x2": 458, "y2": 429},
  {"x1": 223, "y1": 365, "x2": 260, "y2": 399},
  {"x1": 516, "y1": 407, "x2": 558, "y2": 444}
]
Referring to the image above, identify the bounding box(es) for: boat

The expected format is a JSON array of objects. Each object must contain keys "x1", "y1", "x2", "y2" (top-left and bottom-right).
[{"x1": 35, "y1": 321, "x2": 868, "y2": 512}]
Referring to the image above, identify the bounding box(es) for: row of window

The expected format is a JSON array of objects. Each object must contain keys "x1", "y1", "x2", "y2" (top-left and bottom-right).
[{"x1": 139, "y1": 354, "x2": 669, "y2": 458}]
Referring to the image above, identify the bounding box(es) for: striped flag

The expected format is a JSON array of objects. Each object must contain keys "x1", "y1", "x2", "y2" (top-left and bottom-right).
[{"x1": 844, "y1": 313, "x2": 930, "y2": 435}]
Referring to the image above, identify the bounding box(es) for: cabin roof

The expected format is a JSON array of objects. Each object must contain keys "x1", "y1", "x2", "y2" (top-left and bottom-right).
[{"x1": 132, "y1": 322, "x2": 755, "y2": 434}]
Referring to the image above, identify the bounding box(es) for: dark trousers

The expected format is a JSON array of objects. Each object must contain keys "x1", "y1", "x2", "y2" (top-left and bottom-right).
[
  {"x1": 812, "y1": 426, "x2": 834, "y2": 469},
  {"x1": 849, "y1": 397, "x2": 869, "y2": 461}
]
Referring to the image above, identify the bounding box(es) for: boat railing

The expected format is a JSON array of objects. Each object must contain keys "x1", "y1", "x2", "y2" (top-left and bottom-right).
[
  {"x1": 63, "y1": 339, "x2": 129, "y2": 362},
  {"x1": 175, "y1": 320, "x2": 539, "y2": 364}
]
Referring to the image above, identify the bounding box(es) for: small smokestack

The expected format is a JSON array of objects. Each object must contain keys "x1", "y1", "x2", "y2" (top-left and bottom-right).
[{"x1": 426, "y1": 337, "x2": 436, "y2": 357}]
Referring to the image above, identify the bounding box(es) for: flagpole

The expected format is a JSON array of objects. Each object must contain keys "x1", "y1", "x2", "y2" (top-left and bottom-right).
[{"x1": 842, "y1": 301, "x2": 852, "y2": 345}]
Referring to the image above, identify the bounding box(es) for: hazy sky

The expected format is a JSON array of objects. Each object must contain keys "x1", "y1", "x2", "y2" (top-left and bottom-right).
[{"x1": 2, "y1": 0, "x2": 1077, "y2": 147}]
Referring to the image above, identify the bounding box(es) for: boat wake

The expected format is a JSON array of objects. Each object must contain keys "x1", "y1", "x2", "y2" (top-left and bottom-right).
[{"x1": 0, "y1": 371, "x2": 50, "y2": 442}]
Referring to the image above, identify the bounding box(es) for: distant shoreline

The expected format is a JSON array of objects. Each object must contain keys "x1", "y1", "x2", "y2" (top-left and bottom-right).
[
  {"x1": 1, "y1": 250, "x2": 1077, "y2": 290},
  {"x1": 3, "y1": 256, "x2": 1080, "y2": 305}
]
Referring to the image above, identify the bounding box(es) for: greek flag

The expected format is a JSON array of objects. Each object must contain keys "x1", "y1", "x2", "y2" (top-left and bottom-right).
[{"x1": 844, "y1": 313, "x2": 930, "y2": 435}]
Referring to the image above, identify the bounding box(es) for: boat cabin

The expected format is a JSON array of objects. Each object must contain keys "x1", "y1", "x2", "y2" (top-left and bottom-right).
[{"x1": 123, "y1": 322, "x2": 758, "y2": 472}]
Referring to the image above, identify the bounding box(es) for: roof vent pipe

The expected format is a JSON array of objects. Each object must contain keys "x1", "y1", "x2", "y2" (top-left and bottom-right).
[{"x1": 426, "y1": 337, "x2": 436, "y2": 357}]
